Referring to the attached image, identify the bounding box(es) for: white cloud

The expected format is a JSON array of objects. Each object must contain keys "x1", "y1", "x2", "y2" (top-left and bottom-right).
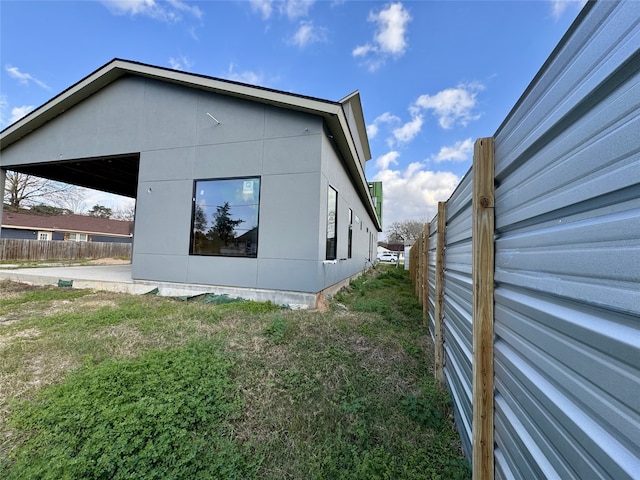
[
  {"x1": 415, "y1": 82, "x2": 484, "y2": 129},
  {"x1": 372, "y1": 158, "x2": 459, "y2": 227},
  {"x1": 367, "y1": 112, "x2": 400, "y2": 139},
  {"x1": 281, "y1": 0, "x2": 315, "y2": 20},
  {"x1": 392, "y1": 113, "x2": 423, "y2": 144},
  {"x1": 79, "y1": 187, "x2": 135, "y2": 214},
  {"x1": 374, "y1": 151, "x2": 400, "y2": 170},
  {"x1": 250, "y1": 0, "x2": 273, "y2": 19},
  {"x1": 250, "y1": 0, "x2": 315, "y2": 20},
  {"x1": 10, "y1": 105, "x2": 35, "y2": 124},
  {"x1": 372, "y1": 2, "x2": 411, "y2": 55},
  {"x1": 432, "y1": 138, "x2": 474, "y2": 163},
  {"x1": 353, "y1": 2, "x2": 411, "y2": 72},
  {"x1": 5, "y1": 65, "x2": 50, "y2": 90},
  {"x1": 289, "y1": 21, "x2": 327, "y2": 48},
  {"x1": 549, "y1": 0, "x2": 586, "y2": 20},
  {"x1": 168, "y1": 55, "x2": 193, "y2": 71},
  {"x1": 101, "y1": 0, "x2": 202, "y2": 23},
  {"x1": 224, "y1": 63, "x2": 265, "y2": 86}
]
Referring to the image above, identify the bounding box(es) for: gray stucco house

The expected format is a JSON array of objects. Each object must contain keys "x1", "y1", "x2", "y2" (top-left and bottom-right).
[{"x1": 0, "y1": 59, "x2": 381, "y2": 307}]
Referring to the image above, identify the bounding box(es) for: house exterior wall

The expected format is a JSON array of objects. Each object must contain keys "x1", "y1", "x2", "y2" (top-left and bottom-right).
[
  {"x1": 0, "y1": 228, "x2": 35, "y2": 240},
  {"x1": 318, "y1": 132, "x2": 377, "y2": 288},
  {"x1": 0, "y1": 227, "x2": 130, "y2": 243},
  {"x1": 87, "y1": 235, "x2": 131, "y2": 243},
  {"x1": 2, "y1": 74, "x2": 377, "y2": 295}
]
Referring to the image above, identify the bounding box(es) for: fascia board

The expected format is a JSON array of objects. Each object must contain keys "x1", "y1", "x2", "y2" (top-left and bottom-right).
[
  {"x1": 1, "y1": 58, "x2": 343, "y2": 151},
  {"x1": 339, "y1": 91, "x2": 372, "y2": 161},
  {"x1": 333, "y1": 108, "x2": 381, "y2": 231}
]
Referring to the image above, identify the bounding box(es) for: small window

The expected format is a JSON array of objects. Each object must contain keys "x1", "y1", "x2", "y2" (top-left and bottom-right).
[
  {"x1": 38, "y1": 231, "x2": 51, "y2": 241},
  {"x1": 326, "y1": 186, "x2": 337, "y2": 260},
  {"x1": 191, "y1": 177, "x2": 260, "y2": 257},
  {"x1": 347, "y1": 208, "x2": 353, "y2": 259},
  {"x1": 69, "y1": 233, "x2": 88, "y2": 242}
]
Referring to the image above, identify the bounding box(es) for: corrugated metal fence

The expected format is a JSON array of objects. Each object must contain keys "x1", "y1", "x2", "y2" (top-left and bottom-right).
[
  {"x1": 409, "y1": 2, "x2": 640, "y2": 478},
  {"x1": 0, "y1": 239, "x2": 132, "y2": 262}
]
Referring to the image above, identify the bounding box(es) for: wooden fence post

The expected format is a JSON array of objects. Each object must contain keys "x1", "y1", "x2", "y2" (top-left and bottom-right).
[
  {"x1": 472, "y1": 137, "x2": 495, "y2": 480},
  {"x1": 433, "y1": 202, "x2": 446, "y2": 386}
]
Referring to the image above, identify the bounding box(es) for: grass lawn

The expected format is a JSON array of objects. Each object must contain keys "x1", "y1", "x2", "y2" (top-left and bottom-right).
[{"x1": 0, "y1": 265, "x2": 470, "y2": 479}]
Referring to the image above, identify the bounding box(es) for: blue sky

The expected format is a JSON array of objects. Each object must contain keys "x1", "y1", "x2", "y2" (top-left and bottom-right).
[{"x1": 1, "y1": 0, "x2": 585, "y2": 232}]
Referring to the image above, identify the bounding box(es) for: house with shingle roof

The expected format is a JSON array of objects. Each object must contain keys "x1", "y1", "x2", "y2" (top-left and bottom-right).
[{"x1": 2, "y1": 211, "x2": 133, "y2": 243}]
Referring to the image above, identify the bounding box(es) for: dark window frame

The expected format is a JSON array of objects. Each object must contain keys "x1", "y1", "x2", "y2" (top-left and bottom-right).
[
  {"x1": 347, "y1": 208, "x2": 353, "y2": 259},
  {"x1": 189, "y1": 176, "x2": 261, "y2": 258},
  {"x1": 326, "y1": 186, "x2": 338, "y2": 260}
]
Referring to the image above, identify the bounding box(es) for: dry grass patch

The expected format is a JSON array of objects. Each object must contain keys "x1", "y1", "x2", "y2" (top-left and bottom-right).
[{"x1": 1, "y1": 269, "x2": 471, "y2": 479}]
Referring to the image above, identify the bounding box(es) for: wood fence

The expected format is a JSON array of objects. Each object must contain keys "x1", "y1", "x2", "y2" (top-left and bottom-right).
[{"x1": 0, "y1": 239, "x2": 132, "y2": 262}]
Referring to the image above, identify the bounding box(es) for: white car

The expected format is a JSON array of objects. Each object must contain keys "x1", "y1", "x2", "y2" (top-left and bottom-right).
[{"x1": 377, "y1": 253, "x2": 398, "y2": 264}]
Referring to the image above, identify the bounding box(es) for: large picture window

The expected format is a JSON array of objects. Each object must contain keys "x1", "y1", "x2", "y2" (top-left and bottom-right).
[
  {"x1": 326, "y1": 186, "x2": 337, "y2": 260},
  {"x1": 190, "y1": 177, "x2": 260, "y2": 257}
]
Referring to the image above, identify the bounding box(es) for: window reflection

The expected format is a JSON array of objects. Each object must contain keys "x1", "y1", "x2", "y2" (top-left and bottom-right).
[
  {"x1": 326, "y1": 186, "x2": 337, "y2": 260},
  {"x1": 191, "y1": 177, "x2": 260, "y2": 257}
]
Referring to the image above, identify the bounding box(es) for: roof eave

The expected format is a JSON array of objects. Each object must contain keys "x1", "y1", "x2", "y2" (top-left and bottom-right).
[{"x1": 1, "y1": 59, "x2": 343, "y2": 150}]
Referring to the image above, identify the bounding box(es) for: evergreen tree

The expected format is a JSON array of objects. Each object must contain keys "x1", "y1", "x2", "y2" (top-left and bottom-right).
[{"x1": 208, "y1": 202, "x2": 243, "y2": 246}]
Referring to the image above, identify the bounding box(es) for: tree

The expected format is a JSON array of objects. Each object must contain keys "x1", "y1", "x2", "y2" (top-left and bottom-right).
[
  {"x1": 112, "y1": 203, "x2": 136, "y2": 222},
  {"x1": 3, "y1": 171, "x2": 81, "y2": 210},
  {"x1": 191, "y1": 205, "x2": 208, "y2": 251},
  {"x1": 385, "y1": 220, "x2": 425, "y2": 243},
  {"x1": 88, "y1": 204, "x2": 113, "y2": 219},
  {"x1": 193, "y1": 205, "x2": 207, "y2": 234},
  {"x1": 29, "y1": 204, "x2": 72, "y2": 216},
  {"x1": 208, "y1": 202, "x2": 243, "y2": 246}
]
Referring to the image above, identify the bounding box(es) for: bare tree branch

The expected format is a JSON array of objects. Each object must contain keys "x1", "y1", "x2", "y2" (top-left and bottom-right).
[
  {"x1": 3, "y1": 171, "x2": 83, "y2": 210},
  {"x1": 385, "y1": 220, "x2": 426, "y2": 243}
]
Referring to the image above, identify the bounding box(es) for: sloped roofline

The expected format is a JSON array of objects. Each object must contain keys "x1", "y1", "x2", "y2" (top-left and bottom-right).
[
  {"x1": 2, "y1": 211, "x2": 133, "y2": 237},
  {"x1": 0, "y1": 58, "x2": 380, "y2": 231}
]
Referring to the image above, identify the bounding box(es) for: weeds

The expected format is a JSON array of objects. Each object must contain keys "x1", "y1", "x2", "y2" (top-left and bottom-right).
[
  {"x1": 1, "y1": 266, "x2": 470, "y2": 479},
  {"x1": 5, "y1": 342, "x2": 259, "y2": 479}
]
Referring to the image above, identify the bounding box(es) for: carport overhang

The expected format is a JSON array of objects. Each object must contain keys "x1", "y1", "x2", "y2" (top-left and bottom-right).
[
  {"x1": 0, "y1": 58, "x2": 381, "y2": 231},
  {"x1": 3, "y1": 153, "x2": 140, "y2": 198}
]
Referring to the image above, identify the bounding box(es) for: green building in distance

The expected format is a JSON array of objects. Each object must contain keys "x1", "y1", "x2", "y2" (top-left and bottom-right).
[{"x1": 368, "y1": 182, "x2": 383, "y2": 227}]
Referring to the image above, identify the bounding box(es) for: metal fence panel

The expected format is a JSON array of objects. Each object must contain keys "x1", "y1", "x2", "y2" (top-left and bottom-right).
[
  {"x1": 493, "y1": 1, "x2": 640, "y2": 478},
  {"x1": 427, "y1": 218, "x2": 438, "y2": 340},
  {"x1": 444, "y1": 168, "x2": 474, "y2": 459}
]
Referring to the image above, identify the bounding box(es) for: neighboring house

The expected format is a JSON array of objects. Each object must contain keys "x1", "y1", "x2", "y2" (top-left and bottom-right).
[
  {"x1": 386, "y1": 243, "x2": 406, "y2": 260},
  {"x1": 0, "y1": 59, "x2": 381, "y2": 307},
  {"x1": 1, "y1": 211, "x2": 133, "y2": 243}
]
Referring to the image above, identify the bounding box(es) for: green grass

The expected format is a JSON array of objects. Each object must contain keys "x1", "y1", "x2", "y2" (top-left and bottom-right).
[{"x1": 0, "y1": 267, "x2": 470, "y2": 479}]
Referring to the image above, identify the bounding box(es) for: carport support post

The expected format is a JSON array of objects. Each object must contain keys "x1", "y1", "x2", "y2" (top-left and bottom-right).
[
  {"x1": 433, "y1": 202, "x2": 446, "y2": 386},
  {"x1": 472, "y1": 137, "x2": 495, "y2": 480}
]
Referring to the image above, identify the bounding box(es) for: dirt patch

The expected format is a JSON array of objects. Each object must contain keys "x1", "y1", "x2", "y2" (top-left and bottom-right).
[
  {"x1": 0, "y1": 280, "x2": 33, "y2": 300},
  {"x1": 85, "y1": 258, "x2": 131, "y2": 266},
  {"x1": 0, "y1": 328, "x2": 41, "y2": 350}
]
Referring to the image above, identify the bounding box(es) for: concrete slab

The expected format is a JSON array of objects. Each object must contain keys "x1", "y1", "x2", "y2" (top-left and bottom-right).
[{"x1": 0, "y1": 264, "x2": 318, "y2": 308}]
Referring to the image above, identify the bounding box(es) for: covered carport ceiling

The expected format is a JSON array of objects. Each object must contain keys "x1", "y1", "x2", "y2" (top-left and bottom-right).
[{"x1": 7, "y1": 153, "x2": 140, "y2": 198}]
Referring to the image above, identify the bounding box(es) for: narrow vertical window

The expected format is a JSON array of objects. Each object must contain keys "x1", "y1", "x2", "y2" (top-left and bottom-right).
[
  {"x1": 326, "y1": 186, "x2": 337, "y2": 260},
  {"x1": 347, "y1": 208, "x2": 353, "y2": 259}
]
